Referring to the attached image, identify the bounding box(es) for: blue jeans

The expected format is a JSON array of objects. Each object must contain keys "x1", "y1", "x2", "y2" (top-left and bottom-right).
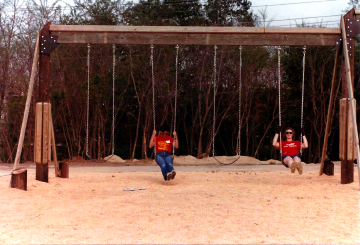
[{"x1": 156, "y1": 151, "x2": 174, "y2": 180}]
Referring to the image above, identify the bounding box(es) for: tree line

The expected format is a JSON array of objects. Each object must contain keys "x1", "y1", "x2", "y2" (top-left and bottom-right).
[{"x1": 0, "y1": 0, "x2": 358, "y2": 163}]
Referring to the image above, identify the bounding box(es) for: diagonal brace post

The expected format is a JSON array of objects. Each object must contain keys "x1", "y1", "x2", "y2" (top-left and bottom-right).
[{"x1": 341, "y1": 15, "x2": 360, "y2": 189}]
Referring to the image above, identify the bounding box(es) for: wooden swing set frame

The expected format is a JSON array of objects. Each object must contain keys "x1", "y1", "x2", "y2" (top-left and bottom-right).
[{"x1": 10, "y1": 8, "x2": 360, "y2": 190}]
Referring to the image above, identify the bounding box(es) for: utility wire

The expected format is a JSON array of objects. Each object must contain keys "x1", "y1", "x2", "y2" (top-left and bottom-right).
[{"x1": 1, "y1": 0, "x2": 342, "y2": 11}]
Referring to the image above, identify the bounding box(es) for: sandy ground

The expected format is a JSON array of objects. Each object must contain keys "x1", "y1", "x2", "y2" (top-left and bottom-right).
[{"x1": 0, "y1": 157, "x2": 359, "y2": 244}]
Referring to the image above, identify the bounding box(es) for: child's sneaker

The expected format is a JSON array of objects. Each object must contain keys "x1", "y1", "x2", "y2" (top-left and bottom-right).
[
  {"x1": 290, "y1": 163, "x2": 296, "y2": 173},
  {"x1": 171, "y1": 170, "x2": 176, "y2": 180},
  {"x1": 166, "y1": 173, "x2": 172, "y2": 181}
]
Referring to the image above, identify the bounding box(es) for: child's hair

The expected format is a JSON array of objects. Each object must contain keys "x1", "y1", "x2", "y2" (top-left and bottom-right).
[
  {"x1": 159, "y1": 124, "x2": 170, "y2": 132},
  {"x1": 283, "y1": 127, "x2": 295, "y2": 141}
]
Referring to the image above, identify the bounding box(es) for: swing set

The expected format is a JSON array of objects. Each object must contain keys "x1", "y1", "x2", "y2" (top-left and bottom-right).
[{"x1": 9, "y1": 8, "x2": 360, "y2": 191}]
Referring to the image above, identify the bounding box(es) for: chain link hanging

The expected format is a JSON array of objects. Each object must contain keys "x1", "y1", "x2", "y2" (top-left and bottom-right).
[
  {"x1": 212, "y1": 46, "x2": 241, "y2": 165},
  {"x1": 86, "y1": 44, "x2": 90, "y2": 157},
  {"x1": 300, "y1": 46, "x2": 306, "y2": 154},
  {"x1": 278, "y1": 47, "x2": 282, "y2": 157},
  {"x1": 212, "y1": 45, "x2": 217, "y2": 157},
  {"x1": 151, "y1": 45, "x2": 156, "y2": 157},
  {"x1": 173, "y1": 45, "x2": 179, "y2": 156},
  {"x1": 112, "y1": 44, "x2": 116, "y2": 156},
  {"x1": 238, "y1": 46, "x2": 242, "y2": 156}
]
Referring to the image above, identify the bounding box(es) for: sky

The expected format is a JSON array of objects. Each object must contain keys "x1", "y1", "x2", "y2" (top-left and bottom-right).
[
  {"x1": 37, "y1": 0, "x2": 351, "y2": 27},
  {"x1": 249, "y1": 0, "x2": 349, "y2": 27}
]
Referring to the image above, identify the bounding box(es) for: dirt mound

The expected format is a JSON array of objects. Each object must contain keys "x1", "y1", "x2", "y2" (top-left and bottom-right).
[
  {"x1": 174, "y1": 155, "x2": 283, "y2": 165},
  {"x1": 104, "y1": 155, "x2": 126, "y2": 163},
  {"x1": 174, "y1": 155, "x2": 198, "y2": 165}
]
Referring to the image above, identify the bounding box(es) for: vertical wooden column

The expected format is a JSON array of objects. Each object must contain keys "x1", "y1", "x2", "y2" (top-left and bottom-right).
[
  {"x1": 340, "y1": 10, "x2": 355, "y2": 184},
  {"x1": 37, "y1": 22, "x2": 51, "y2": 182}
]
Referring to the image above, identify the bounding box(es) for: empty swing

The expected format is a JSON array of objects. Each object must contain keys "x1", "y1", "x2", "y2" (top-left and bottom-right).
[
  {"x1": 211, "y1": 45, "x2": 242, "y2": 165},
  {"x1": 85, "y1": 44, "x2": 116, "y2": 162}
]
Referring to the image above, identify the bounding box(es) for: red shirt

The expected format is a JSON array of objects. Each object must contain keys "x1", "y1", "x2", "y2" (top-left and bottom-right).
[
  {"x1": 154, "y1": 136, "x2": 173, "y2": 153},
  {"x1": 281, "y1": 141, "x2": 301, "y2": 157}
]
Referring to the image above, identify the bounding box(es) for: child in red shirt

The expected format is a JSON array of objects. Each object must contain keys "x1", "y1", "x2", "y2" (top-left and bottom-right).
[
  {"x1": 149, "y1": 124, "x2": 179, "y2": 181},
  {"x1": 272, "y1": 127, "x2": 308, "y2": 175}
]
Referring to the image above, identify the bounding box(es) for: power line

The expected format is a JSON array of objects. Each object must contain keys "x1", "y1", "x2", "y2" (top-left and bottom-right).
[
  {"x1": 2, "y1": 0, "x2": 343, "y2": 11},
  {"x1": 251, "y1": 0, "x2": 341, "y2": 8},
  {"x1": 270, "y1": 15, "x2": 340, "y2": 22}
]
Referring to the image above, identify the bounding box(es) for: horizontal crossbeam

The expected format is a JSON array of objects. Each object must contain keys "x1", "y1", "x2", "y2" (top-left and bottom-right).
[{"x1": 49, "y1": 25, "x2": 340, "y2": 46}]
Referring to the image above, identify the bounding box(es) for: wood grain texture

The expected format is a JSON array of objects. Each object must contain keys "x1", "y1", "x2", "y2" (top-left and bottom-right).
[
  {"x1": 50, "y1": 25, "x2": 340, "y2": 34},
  {"x1": 51, "y1": 31, "x2": 339, "y2": 46}
]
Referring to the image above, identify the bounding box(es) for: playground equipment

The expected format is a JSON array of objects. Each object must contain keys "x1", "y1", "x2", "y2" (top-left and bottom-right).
[{"x1": 10, "y1": 8, "x2": 360, "y2": 190}]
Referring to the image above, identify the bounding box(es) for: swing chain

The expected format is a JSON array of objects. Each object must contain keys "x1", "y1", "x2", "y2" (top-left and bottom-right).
[
  {"x1": 86, "y1": 44, "x2": 90, "y2": 156},
  {"x1": 112, "y1": 44, "x2": 116, "y2": 156},
  {"x1": 212, "y1": 45, "x2": 217, "y2": 157},
  {"x1": 173, "y1": 45, "x2": 179, "y2": 156},
  {"x1": 151, "y1": 45, "x2": 156, "y2": 156},
  {"x1": 300, "y1": 46, "x2": 306, "y2": 153},
  {"x1": 238, "y1": 46, "x2": 242, "y2": 156},
  {"x1": 278, "y1": 47, "x2": 282, "y2": 157}
]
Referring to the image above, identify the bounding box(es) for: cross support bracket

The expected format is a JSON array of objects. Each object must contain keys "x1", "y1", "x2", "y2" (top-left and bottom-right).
[
  {"x1": 345, "y1": 18, "x2": 360, "y2": 38},
  {"x1": 40, "y1": 35, "x2": 58, "y2": 55}
]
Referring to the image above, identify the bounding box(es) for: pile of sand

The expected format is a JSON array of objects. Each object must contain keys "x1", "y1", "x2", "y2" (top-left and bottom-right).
[
  {"x1": 174, "y1": 155, "x2": 198, "y2": 165},
  {"x1": 104, "y1": 155, "x2": 126, "y2": 163}
]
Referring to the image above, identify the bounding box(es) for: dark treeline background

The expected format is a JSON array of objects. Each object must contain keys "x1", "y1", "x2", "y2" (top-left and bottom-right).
[{"x1": 1, "y1": 0, "x2": 359, "y2": 163}]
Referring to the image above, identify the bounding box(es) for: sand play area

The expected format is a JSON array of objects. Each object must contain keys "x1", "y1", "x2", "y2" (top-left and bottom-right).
[{"x1": 0, "y1": 156, "x2": 359, "y2": 244}]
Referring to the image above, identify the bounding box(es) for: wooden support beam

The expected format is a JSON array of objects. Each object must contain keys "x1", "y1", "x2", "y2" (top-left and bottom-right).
[
  {"x1": 50, "y1": 113, "x2": 59, "y2": 177},
  {"x1": 37, "y1": 23, "x2": 51, "y2": 183},
  {"x1": 340, "y1": 10, "x2": 355, "y2": 185},
  {"x1": 13, "y1": 32, "x2": 40, "y2": 171},
  {"x1": 51, "y1": 32, "x2": 339, "y2": 46},
  {"x1": 35, "y1": 102, "x2": 51, "y2": 182},
  {"x1": 49, "y1": 25, "x2": 340, "y2": 46},
  {"x1": 340, "y1": 15, "x2": 360, "y2": 188},
  {"x1": 49, "y1": 25, "x2": 340, "y2": 34},
  {"x1": 319, "y1": 48, "x2": 340, "y2": 175}
]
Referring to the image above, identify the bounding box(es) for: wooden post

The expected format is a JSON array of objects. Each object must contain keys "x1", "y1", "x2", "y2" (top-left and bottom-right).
[
  {"x1": 323, "y1": 158, "x2": 334, "y2": 176},
  {"x1": 35, "y1": 102, "x2": 51, "y2": 182},
  {"x1": 50, "y1": 114, "x2": 60, "y2": 177},
  {"x1": 59, "y1": 162, "x2": 69, "y2": 178},
  {"x1": 13, "y1": 32, "x2": 40, "y2": 171},
  {"x1": 10, "y1": 169, "x2": 27, "y2": 191},
  {"x1": 319, "y1": 48, "x2": 340, "y2": 175},
  {"x1": 340, "y1": 15, "x2": 360, "y2": 188},
  {"x1": 340, "y1": 10, "x2": 355, "y2": 184},
  {"x1": 37, "y1": 22, "x2": 51, "y2": 182},
  {"x1": 339, "y1": 99, "x2": 356, "y2": 161}
]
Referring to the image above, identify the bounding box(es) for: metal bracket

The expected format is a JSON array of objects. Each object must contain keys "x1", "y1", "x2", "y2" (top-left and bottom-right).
[
  {"x1": 335, "y1": 37, "x2": 342, "y2": 51},
  {"x1": 345, "y1": 18, "x2": 360, "y2": 38},
  {"x1": 335, "y1": 37, "x2": 354, "y2": 58},
  {"x1": 347, "y1": 38, "x2": 354, "y2": 58},
  {"x1": 40, "y1": 35, "x2": 58, "y2": 55}
]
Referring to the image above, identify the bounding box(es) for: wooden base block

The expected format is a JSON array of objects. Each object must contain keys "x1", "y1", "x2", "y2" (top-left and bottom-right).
[
  {"x1": 11, "y1": 169, "x2": 27, "y2": 191},
  {"x1": 323, "y1": 160, "x2": 334, "y2": 176},
  {"x1": 36, "y1": 163, "x2": 48, "y2": 182},
  {"x1": 341, "y1": 160, "x2": 354, "y2": 184},
  {"x1": 59, "y1": 162, "x2": 69, "y2": 178}
]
